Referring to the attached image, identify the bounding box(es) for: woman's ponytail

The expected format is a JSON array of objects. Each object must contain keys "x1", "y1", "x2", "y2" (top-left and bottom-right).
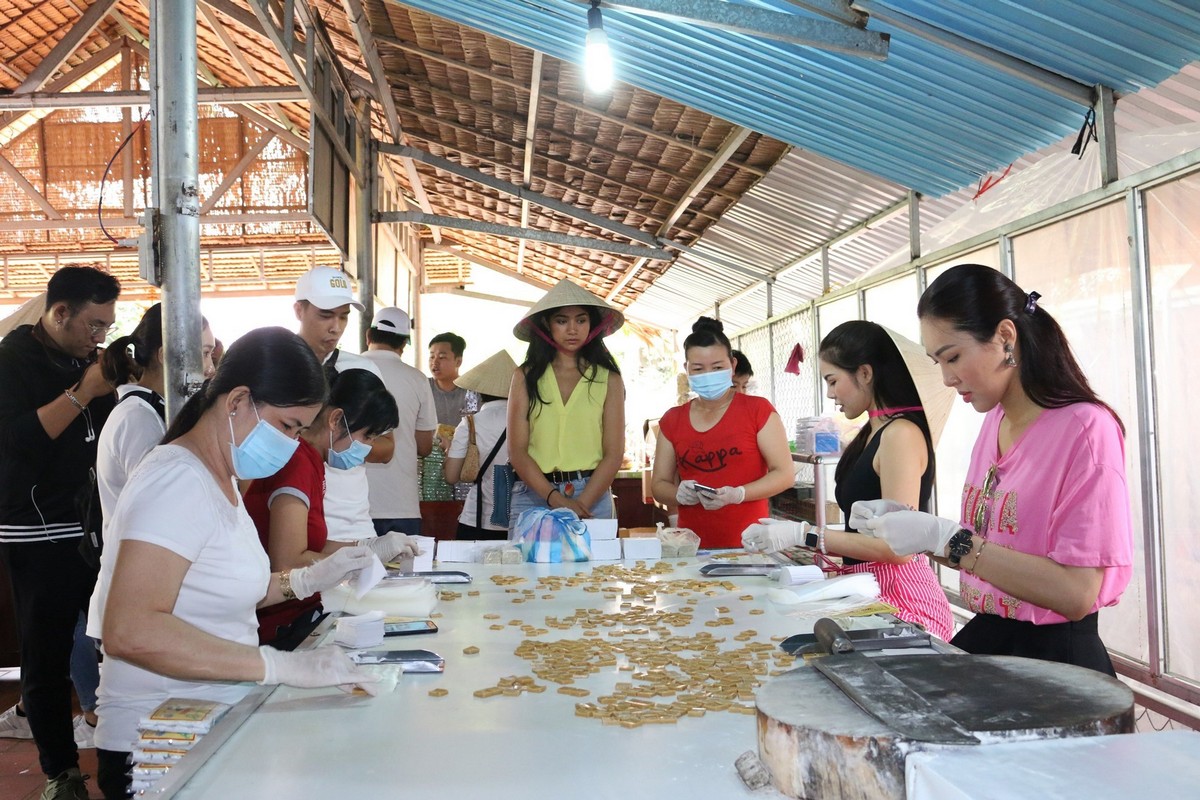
[{"x1": 100, "y1": 335, "x2": 141, "y2": 387}]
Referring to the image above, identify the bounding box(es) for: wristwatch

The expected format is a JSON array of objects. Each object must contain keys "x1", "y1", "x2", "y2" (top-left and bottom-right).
[
  {"x1": 946, "y1": 529, "x2": 975, "y2": 566},
  {"x1": 804, "y1": 530, "x2": 820, "y2": 549}
]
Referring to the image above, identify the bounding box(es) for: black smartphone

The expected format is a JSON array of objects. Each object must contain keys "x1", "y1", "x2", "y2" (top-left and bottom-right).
[
  {"x1": 384, "y1": 619, "x2": 438, "y2": 637},
  {"x1": 693, "y1": 483, "x2": 718, "y2": 494}
]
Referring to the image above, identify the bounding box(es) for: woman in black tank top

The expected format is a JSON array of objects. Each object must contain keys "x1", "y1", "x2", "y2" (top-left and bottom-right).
[{"x1": 816, "y1": 322, "x2": 954, "y2": 641}]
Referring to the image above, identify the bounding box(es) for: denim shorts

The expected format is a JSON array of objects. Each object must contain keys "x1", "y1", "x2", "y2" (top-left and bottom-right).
[{"x1": 510, "y1": 475, "x2": 614, "y2": 522}]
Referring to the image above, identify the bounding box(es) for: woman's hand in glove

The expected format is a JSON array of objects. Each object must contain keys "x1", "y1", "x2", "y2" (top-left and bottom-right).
[
  {"x1": 357, "y1": 531, "x2": 419, "y2": 563},
  {"x1": 289, "y1": 547, "x2": 379, "y2": 599},
  {"x1": 857, "y1": 510, "x2": 959, "y2": 557},
  {"x1": 699, "y1": 485, "x2": 746, "y2": 511},
  {"x1": 258, "y1": 645, "x2": 379, "y2": 696},
  {"x1": 741, "y1": 519, "x2": 809, "y2": 554},
  {"x1": 675, "y1": 480, "x2": 702, "y2": 506},
  {"x1": 848, "y1": 499, "x2": 911, "y2": 531}
]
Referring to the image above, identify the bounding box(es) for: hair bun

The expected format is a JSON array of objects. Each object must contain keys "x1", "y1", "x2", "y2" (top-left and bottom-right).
[{"x1": 692, "y1": 316, "x2": 724, "y2": 335}]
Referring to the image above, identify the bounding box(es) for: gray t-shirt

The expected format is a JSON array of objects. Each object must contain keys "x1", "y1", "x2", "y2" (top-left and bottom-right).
[{"x1": 429, "y1": 379, "x2": 469, "y2": 426}]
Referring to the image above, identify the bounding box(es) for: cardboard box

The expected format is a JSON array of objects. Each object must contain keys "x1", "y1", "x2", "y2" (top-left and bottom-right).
[
  {"x1": 589, "y1": 538, "x2": 622, "y2": 561},
  {"x1": 622, "y1": 537, "x2": 662, "y2": 560},
  {"x1": 619, "y1": 526, "x2": 659, "y2": 538},
  {"x1": 584, "y1": 519, "x2": 619, "y2": 540}
]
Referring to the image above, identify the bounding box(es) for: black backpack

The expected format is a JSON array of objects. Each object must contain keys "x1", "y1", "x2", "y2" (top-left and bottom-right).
[{"x1": 77, "y1": 389, "x2": 167, "y2": 568}]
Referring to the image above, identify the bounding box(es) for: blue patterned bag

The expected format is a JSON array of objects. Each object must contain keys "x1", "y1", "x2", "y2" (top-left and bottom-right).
[{"x1": 513, "y1": 507, "x2": 592, "y2": 563}]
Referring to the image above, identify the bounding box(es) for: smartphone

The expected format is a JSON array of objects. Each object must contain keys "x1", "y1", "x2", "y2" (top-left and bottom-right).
[
  {"x1": 693, "y1": 483, "x2": 718, "y2": 495},
  {"x1": 384, "y1": 619, "x2": 438, "y2": 637}
]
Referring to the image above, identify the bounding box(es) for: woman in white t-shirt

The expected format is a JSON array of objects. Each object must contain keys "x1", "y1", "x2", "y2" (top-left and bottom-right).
[
  {"x1": 91, "y1": 327, "x2": 380, "y2": 800},
  {"x1": 444, "y1": 350, "x2": 517, "y2": 540}
]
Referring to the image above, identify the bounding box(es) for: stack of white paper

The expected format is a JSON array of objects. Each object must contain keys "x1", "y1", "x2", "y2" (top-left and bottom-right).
[{"x1": 334, "y1": 610, "x2": 386, "y2": 648}]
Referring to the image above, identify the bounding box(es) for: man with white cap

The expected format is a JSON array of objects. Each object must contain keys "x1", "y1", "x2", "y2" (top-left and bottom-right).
[
  {"x1": 293, "y1": 266, "x2": 399, "y2": 545},
  {"x1": 362, "y1": 307, "x2": 437, "y2": 536}
]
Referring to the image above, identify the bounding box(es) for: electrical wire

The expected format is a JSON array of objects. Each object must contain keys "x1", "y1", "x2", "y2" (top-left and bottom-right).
[{"x1": 98, "y1": 114, "x2": 149, "y2": 245}]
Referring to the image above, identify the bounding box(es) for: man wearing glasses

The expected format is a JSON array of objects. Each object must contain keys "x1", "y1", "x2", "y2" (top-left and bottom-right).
[{"x1": 0, "y1": 265, "x2": 119, "y2": 800}]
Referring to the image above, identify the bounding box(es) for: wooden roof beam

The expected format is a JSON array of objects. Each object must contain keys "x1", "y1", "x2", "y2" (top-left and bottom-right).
[
  {"x1": 372, "y1": 33, "x2": 766, "y2": 178},
  {"x1": 388, "y1": 70, "x2": 741, "y2": 202},
  {"x1": 199, "y1": 2, "x2": 302, "y2": 139},
  {"x1": 606, "y1": 125, "x2": 751, "y2": 300},
  {"x1": 517, "y1": 51, "x2": 543, "y2": 274},
  {"x1": 380, "y1": 143, "x2": 663, "y2": 248},
  {"x1": 390, "y1": 108, "x2": 722, "y2": 222},
  {"x1": 16, "y1": 0, "x2": 122, "y2": 93},
  {"x1": 377, "y1": 212, "x2": 673, "y2": 261},
  {"x1": 392, "y1": 129, "x2": 719, "y2": 226}
]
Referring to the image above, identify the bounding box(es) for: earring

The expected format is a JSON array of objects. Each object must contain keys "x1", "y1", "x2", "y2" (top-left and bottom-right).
[{"x1": 1004, "y1": 343, "x2": 1017, "y2": 368}]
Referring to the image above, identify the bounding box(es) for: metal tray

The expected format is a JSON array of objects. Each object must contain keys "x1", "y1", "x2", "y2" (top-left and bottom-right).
[
  {"x1": 386, "y1": 570, "x2": 473, "y2": 584},
  {"x1": 698, "y1": 563, "x2": 778, "y2": 577}
]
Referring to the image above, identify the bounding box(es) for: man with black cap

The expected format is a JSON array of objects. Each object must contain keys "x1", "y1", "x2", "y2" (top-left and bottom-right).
[
  {"x1": 362, "y1": 307, "x2": 437, "y2": 536},
  {"x1": 0, "y1": 265, "x2": 119, "y2": 800}
]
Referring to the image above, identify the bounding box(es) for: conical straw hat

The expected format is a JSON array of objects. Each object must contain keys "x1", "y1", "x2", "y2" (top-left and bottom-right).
[
  {"x1": 513, "y1": 278, "x2": 624, "y2": 342},
  {"x1": 881, "y1": 326, "x2": 955, "y2": 448},
  {"x1": 455, "y1": 349, "x2": 518, "y2": 398}
]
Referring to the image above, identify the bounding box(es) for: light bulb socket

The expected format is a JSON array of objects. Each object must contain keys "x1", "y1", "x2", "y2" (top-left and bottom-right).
[{"x1": 588, "y1": 2, "x2": 604, "y2": 31}]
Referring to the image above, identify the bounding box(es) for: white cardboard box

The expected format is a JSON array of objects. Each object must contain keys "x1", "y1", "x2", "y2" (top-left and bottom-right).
[
  {"x1": 435, "y1": 540, "x2": 478, "y2": 563},
  {"x1": 589, "y1": 538, "x2": 622, "y2": 561},
  {"x1": 621, "y1": 537, "x2": 662, "y2": 560},
  {"x1": 583, "y1": 519, "x2": 619, "y2": 540}
]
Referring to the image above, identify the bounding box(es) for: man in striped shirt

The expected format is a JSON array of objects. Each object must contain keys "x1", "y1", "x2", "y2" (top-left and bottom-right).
[{"x1": 0, "y1": 266, "x2": 119, "y2": 800}]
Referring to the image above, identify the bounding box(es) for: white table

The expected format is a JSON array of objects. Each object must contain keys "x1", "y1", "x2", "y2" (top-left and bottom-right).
[
  {"x1": 906, "y1": 729, "x2": 1200, "y2": 799},
  {"x1": 156, "y1": 557, "x2": 851, "y2": 800}
]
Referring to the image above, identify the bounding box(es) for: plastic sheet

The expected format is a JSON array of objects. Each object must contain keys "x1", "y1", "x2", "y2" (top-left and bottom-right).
[{"x1": 323, "y1": 577, "x2": 438, "y2": 618}]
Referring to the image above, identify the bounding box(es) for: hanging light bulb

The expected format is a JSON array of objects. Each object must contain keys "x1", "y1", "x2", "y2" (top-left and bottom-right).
[{"x1": 585, "y1": 0, "x2": 614, "y2": 93}]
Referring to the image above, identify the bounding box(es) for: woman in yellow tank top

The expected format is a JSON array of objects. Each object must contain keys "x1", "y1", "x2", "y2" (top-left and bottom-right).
[{"x1": 507, "y1": 279, "x2": 625, "y2": 521}]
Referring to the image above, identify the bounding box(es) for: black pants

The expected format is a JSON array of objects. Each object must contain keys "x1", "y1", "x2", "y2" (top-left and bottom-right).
[
  {"x1": 0, "y1": 539, "x2": 97, "y2": 777},
  {"x1": 456, "y1": 522, "x2": 508, "y2": 541},
  {"x1": 97, "y1": 748, "x2": 131, "y2": 799},
  {"x1": 951, "y1": 611, "x2": 1116, "y2": 676}
]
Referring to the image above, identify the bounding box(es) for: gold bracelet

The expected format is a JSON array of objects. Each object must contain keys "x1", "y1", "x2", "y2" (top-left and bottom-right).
[
  {"x1": 278, "y1": 570, "x2": 296, "y2": 600},
  {"x1": 965, "y1": 538, "x2": 989, "y2": 575}
]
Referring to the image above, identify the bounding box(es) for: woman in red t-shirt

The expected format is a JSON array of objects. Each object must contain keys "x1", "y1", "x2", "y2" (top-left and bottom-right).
[
  {"x1": 245, "y1": 369, "x2": 406, "y2": 648},
  {"x1": 651, "y1": 318, "x2": 794, "y2": 548}
]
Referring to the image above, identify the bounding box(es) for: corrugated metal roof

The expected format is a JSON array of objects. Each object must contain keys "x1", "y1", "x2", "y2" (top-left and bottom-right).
[
  {"x1": 393, "y1": 1, "x2": 1200, "y2": 196},
  {"x1": 627, "y1": 59, "x2": 1200, "y2": 333}
]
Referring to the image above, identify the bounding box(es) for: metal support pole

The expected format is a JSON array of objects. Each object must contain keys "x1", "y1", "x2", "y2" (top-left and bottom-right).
[
  {"x1": 151, "y1": 0, "x2": 204, "y2": 422},
  {"x1": 355, "y1": 112, "x2": 375, "y2": 350},
  {"x1": 1127, "y1": 187, "x2": 1165, "y2": 678}
]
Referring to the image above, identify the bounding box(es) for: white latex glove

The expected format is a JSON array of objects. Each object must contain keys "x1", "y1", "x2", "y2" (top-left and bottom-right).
[
  {"x1": 741, "y1": 518, "x2": 810, "y2": 554},
  {"x1": 676, "y1": 480, "x2": 702, "y2": 506},
  {"x1": 699, "y1": 485, "x2": 746, "y2": 511},
  {"x1": 290, "y1": 547, "x2": 379, "y2": 599},
  {"x1": 357, "y1": 531, "x2": 420, "y2": 562},
  {"x1": 848, "y1": 499, "x2": 911, "y2": 531},
  {"x1": 258, "y1": 645, "x2": 379, "y2": 696},
  {"x1": 857, "y1": 510, "x2": 960, "y2": 557}
]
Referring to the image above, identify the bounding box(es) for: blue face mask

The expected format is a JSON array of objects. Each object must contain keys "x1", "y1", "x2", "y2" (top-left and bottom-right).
[
  {"x1": 688, "y1": 368, "x2": 734, "y2": 400},
  {"x1": 228, "y1": 400, "x2": 299, "y2": 480},
  {"x1": 328, "y1": 416, "x2": 372, "y2": 470}
]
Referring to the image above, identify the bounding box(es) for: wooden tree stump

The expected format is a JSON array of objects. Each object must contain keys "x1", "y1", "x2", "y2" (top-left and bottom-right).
[{"x1": 756, "y1": 655, "x2": 1134, "y2": 800}]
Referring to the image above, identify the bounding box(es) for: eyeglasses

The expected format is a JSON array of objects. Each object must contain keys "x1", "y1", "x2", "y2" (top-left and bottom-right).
[
  {"x1": 85, "y1": 321, "x2": 117, "y2": 337},
  {"x1": 971, "y1": 463, "x2": 1000, "y2": 538}
]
